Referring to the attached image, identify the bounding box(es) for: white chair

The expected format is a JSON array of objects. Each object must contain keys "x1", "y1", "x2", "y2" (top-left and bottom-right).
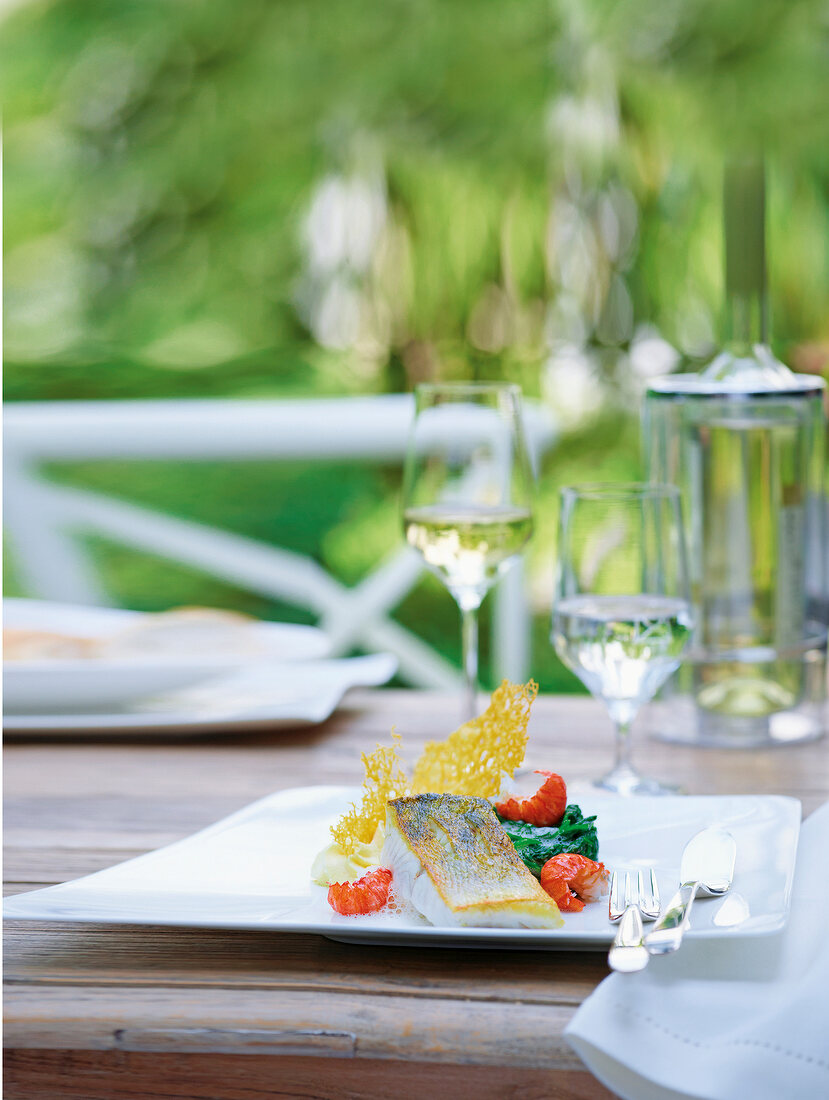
[{"x1": 3, "y1": 396, "x2": 557, "y2": 688}]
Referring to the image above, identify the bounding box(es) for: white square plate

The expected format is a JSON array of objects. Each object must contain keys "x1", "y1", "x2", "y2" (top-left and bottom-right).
[
  {"x1": 3, "y1": 656, "x2": 397, "y2": 736},
  {"x1": 4, "y1": 787, "x2": 801, "y2": 949},
  {"x1": 3, "y1": 599, "x2": 331, "y2": 714}
]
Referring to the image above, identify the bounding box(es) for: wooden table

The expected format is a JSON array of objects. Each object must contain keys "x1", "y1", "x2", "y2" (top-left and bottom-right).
[{"x1": 4, "y1": 691, "x2": 828, "y2": 1100}]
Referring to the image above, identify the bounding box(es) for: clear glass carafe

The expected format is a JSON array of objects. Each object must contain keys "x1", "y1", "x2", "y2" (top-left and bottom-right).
[{"x1": 643, "y1": 160, "x2": 828, "y2": 746}]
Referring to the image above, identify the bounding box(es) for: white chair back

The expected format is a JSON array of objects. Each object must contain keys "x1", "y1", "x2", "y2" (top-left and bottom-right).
[{"x1": 4, "y1": 396, "x2": 557, "y2": 688}]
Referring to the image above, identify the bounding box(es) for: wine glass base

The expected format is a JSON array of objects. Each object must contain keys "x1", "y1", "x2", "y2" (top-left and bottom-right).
[{"x1": 594, "y1": 769, "x2": 679, "y2": 797}]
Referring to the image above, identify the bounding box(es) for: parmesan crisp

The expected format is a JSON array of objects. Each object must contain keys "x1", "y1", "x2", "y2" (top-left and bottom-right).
[
  {"x1": 329, "y1": 682, "x2": 536, "y2": 853},
  {"x1": 331, "y1": 730, "x2": 409, "y2": 855},
  {"x1": 411, "y1": 679, "x2": 537, "y2": 796},
  {"x1": 330, "y1": 681, "x2": 537, "y2": 854}
]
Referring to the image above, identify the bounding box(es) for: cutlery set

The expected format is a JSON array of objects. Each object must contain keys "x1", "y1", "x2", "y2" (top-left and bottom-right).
[{"x1": 608, "y1": 826, "x2": 737, "y2": 973}]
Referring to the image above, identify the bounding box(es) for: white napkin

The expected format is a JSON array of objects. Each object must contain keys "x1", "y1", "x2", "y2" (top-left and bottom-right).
[{"x1": 565, "y1": 800, "x2": 829, "y2": 1100}]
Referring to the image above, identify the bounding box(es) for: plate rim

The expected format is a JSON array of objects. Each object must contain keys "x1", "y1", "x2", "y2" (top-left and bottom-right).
[{"x1": 3, "y1": 620, "x2": 329, "y2": 672}]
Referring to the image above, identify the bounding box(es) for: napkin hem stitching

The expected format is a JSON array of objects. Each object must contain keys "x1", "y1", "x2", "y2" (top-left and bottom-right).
[{"x1": 610, "y1": 1001, "x2": 829, "y2": 1073}]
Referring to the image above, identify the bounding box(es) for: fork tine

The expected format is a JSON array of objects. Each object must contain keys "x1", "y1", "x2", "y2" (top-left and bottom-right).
[
  {"x1": 640, "y1": 867, "x2": 660, "y2": 921},
  {"x1": 608, "y1": 870, "x2": 624, "y2": 921},
  {"x1": 650, "y1": 867, "x2": 660, "y2": 908}
]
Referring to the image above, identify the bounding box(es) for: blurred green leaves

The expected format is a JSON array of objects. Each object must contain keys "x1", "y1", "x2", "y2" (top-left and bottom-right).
[{"x1": 3, "y1": 0, "x2": 828, "y2": 376}]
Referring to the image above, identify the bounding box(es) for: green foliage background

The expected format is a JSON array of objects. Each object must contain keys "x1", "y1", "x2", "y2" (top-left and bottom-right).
[{"x1": 4, "y1": 0, "x2": 828, "y2": 690}]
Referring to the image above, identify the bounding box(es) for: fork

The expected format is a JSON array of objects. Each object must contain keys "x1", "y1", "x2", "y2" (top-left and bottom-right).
[{"x1": 607, "y1": 868, "x2": 660, "y2": 973}]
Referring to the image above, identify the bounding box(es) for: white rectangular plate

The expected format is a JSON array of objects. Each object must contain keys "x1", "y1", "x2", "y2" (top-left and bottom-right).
[{"x1": 4, "y1": 787, "x2": 800, "y2": 949}]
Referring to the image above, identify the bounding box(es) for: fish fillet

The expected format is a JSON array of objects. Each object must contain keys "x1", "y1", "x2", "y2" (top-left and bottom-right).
[{"x1": 383, "y1": 793, "x2": 564, "y2": 928}]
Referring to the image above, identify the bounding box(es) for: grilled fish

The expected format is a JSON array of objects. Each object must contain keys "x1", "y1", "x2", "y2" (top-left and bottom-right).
[{"x1": 383, "y1": 793, "x2": 564, "y2": 928}]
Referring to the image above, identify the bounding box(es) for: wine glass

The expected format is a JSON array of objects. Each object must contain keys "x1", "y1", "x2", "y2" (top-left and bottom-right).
[
  {"x1": 402, "y1": 383, "x2": 534, "y2": 720},
  {"x1": 552, "y1": 483, "x2": 693, "y2": 795}
]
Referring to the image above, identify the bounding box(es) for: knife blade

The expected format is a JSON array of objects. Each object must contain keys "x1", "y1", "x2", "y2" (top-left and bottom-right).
[{"x1": 644, "y1": 826, "x2": 736, "y2": 955}]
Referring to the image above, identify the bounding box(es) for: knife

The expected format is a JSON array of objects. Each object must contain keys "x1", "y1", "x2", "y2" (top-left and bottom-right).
[{"x1": 644, "y1": 826, "x2": 736, "y2": 956}]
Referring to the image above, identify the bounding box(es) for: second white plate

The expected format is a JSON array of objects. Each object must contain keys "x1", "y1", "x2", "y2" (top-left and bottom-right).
[
  {"x1": 3, "y1": 655, "x2": 398, "y2": 736},
  {"x1": 3, "y1": 599, "x2": 331, "y2": 714}
]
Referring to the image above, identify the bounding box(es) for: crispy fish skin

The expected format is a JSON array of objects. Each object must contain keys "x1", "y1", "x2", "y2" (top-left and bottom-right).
[{"x1": 383, "y1": 793, "x2": 564, "y2": 928}]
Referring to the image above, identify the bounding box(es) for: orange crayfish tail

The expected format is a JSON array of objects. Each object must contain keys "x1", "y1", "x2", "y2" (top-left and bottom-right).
[
  {"x1": 327, "y1": 868, "x2": 393, "y2": 916},
  {"x1": 495, "y1": 771, "x2": 567, "y2": 827},
  {"x1": 558, "y1": 892, "x2": 585, "y2": 912}
]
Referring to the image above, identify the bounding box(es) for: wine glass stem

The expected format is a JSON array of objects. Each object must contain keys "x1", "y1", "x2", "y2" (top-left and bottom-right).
[
  {"x1": 613, "y1": 718, "x2": 634, "y2": 775},
  {"x1": 461, "y1": 604, "x2": 479, "y2": 721}
]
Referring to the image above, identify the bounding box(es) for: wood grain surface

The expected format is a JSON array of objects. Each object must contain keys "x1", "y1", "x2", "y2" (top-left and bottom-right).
[{"x1": 5, "y1": 690, "x2": 828, "y2": 1100}]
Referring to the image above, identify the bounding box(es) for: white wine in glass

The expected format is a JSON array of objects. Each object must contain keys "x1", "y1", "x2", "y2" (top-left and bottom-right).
[
  {"x1": 404, "y1": 505, "x2": 533, "y2": 594},
  {"x1": 552, "y1": 484, "x2": 693, "y2": 795},
  {"x1": 402, "y1": 384, "x2": 534, "y2": 720}
]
